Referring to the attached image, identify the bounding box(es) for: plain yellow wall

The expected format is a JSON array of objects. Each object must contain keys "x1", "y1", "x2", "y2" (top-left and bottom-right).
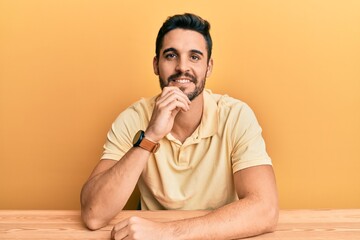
[{"x1": 1, "y1": 0, "x2": 359, "y2": 210}]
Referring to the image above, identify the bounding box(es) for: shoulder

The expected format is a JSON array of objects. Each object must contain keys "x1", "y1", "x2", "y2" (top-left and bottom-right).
[
  {"x1": 204, "y1": 90, "x2": 260, "y2": 137},
  {"x1": 113, "y1": 96, "x2": 156, "y2": 128},
  {"x1": 119, "y1": 96, "x2": 155, "y2": 117},
  {"x1": 129, "y1": 96, "x2": 155, "y2": 113},
  {"x1": 205, "y1": 89, "x2": 253, "y2": 116}
]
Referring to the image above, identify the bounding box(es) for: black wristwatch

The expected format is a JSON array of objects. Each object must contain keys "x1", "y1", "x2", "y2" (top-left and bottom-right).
[{"x1": 132, "y1": 130, "x2": 160, "y2": 153}]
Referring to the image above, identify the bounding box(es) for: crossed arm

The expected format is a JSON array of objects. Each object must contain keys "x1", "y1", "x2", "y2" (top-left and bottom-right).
[
  {"x1": 110, "y1": 165, "x2": 278, "y2": 240},
  {"x1": 80, "y1": 86, "x2": 278, "y2": 238},
  {"x1": 81, "y1": 156, "x2": 278, "y2": 239}
]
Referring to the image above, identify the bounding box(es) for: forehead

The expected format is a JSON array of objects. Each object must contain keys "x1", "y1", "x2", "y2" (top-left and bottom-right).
[{"x1": 161, "y1": 29, "x2": 207, "y2": 55}]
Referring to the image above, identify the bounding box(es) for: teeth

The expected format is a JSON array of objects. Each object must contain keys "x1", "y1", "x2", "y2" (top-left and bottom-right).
[{"x1": 175, "y1": 79, "x2": 191, "y2": 83}]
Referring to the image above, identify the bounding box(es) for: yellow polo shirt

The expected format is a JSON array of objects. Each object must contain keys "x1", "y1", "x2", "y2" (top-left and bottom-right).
[{"x1": 102, "y1": 89, "x2": 272, "y2": 210}]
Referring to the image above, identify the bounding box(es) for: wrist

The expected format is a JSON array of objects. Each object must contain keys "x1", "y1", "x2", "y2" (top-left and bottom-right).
[
  {"x1": 133, "y1": 130, "x2": 160, "y2": 153},
  {"x1": 144, "y1": 129, "x2": 162, "y2": 143},
  {"x1": 163, "y1": 221, "x2": 185, "y2": 240}
]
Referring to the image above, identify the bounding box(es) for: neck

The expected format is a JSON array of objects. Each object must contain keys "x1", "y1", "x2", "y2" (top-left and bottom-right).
[{"x1": 171, "y1": 92, "x2": 204, "y2": 143}]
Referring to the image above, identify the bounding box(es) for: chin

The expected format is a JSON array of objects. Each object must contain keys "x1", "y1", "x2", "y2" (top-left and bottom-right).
[{"x1": 187, "y1": 90, "x2": 203, "y2": 101}]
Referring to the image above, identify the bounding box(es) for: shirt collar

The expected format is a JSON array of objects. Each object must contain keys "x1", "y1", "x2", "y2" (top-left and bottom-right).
[
  {"x1": 198, "y1": 89, "x2": 218, "y2": 139},
  {"x1": 153, "y1": 89, "x2": 219, "y2": 143}
]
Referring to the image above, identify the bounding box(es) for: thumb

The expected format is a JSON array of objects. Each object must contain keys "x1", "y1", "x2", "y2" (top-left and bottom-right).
[{"x1": 171, "y1": 107, "x2": 181, "y2": 117}]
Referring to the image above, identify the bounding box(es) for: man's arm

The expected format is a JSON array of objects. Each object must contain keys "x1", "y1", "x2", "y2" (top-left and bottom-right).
[
  {"x1": 80, "y1": 148, "x2": 151, "y2": 230},
  {"x1": 111, "y1": 165, "x2": 278, "y2": 240},
  {"x1": 81, "y1": 87, "x2": 191, "y2": 230}
]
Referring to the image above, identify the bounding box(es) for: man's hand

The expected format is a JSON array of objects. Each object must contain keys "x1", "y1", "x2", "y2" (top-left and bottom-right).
[
  {"x1": 145, "y1": 87, "x2": 191, "y2": 142},
  {"x1": 111, "y1": 216, "x2": 173, "y2": 240}
]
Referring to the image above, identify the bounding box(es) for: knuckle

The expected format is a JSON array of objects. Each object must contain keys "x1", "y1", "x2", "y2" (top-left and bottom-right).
[{"x1": 129, "y1": 216, "x2": 138, "y2": 222}]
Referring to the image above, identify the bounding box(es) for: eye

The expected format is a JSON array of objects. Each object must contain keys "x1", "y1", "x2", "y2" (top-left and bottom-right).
[
  {"x1": 190, "y1": 55, "x2": 200, "y2": 61},
  {"x1": 165, "y1": 53, "x2": 177, "y2": 59}
]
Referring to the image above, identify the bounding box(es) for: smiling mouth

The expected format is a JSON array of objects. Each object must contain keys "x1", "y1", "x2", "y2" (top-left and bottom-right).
[
  {"x1": 168, "y1": 72, "x2": 197, "y2": 85},
  {"x1": 173, "y1": 79, "x2": 192, "y2": 84}
]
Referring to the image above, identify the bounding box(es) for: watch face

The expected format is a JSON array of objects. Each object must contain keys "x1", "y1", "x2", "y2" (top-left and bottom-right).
[{"x1": 132, "y1": 130, "x2": 144, "y2": 146}]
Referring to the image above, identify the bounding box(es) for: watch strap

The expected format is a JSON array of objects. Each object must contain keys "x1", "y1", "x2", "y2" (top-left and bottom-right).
[{"x1": 139, "y1": 137, "x2": 160, "y2": 153}]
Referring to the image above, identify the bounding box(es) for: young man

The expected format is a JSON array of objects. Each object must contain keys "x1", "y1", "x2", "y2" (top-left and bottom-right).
[{"x1": 81, "y1": 13, "x2": 278, "y2": 239}]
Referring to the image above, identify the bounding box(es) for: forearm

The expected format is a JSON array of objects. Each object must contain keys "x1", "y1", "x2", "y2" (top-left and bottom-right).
[
  {"x1": 166, "y1": 197, "x2": 278, "y2": 240},
  {"x1": 81, "y1": 148, "x2": 150, "y2": 230}
]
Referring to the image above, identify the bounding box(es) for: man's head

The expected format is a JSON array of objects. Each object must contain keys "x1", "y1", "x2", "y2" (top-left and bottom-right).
[
  {"x1": 155, "y1": 13, "x2": 212, "y2": 62},
  {"x1": 154, "y1": 13, "x2": 213, "y2": 101}
]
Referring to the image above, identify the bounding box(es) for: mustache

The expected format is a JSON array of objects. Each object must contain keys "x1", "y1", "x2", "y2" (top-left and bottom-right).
[{"x1": 168, "y1": 72, "x2": 197, "y2": 83}]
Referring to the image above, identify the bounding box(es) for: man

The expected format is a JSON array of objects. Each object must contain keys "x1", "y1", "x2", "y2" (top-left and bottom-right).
[{"x1": 81, "y1": 13, "x2": 278, "y2": 239}]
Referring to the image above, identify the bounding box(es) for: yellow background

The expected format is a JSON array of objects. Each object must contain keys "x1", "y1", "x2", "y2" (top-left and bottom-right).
[{"x1": 1, "y1": 0, "x2": 359, "y2": 210}]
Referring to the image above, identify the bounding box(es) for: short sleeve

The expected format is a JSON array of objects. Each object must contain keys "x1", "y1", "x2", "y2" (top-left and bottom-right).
[
  {"x1": 230, "y1": 104, "x2": 272, "y2": 173},
  {"x1": 101, "y1": 107, "x2": 141, "y2": 161}
]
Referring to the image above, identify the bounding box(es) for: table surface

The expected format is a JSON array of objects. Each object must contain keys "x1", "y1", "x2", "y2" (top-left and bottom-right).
[{"x1": 0, "y1": 209, "x2": 360, "y2": 239}]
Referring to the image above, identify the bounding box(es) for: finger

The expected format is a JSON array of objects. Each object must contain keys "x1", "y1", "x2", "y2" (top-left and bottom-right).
[
  {"x1": 111, "y1": 219, "x2": 129, "y2": 240},
  {"x1": 157, "y1": 94, "x2": 190, "y2": 112},
  {"x1": 112, "y1": 218, "x2": 129, "y2": 233},
  {"x1": 173, "y1": 89, "x2": 191, "y2": 104},
  {"x1": 158, "y1": 90, "x2": 190, "y2": 110},
  {"x1": 160, "y1": 87, "x2": 191, "y2": 104},
  {"x1": 112, "y1": 226, "x2": 129, "y2": 240},
  {"x1": 113, "y1": 230, "x2": 129, "y2": 240}
]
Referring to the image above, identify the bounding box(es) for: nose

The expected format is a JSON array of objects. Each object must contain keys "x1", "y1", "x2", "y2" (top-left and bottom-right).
[{"x1": 175, "y1": 57, "x2": 190, "y2": 73}]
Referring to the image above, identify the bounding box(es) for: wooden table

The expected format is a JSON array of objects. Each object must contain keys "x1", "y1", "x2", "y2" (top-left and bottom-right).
[{"x1": 0, "y1": 209, "x2": 359, "y2": 239}]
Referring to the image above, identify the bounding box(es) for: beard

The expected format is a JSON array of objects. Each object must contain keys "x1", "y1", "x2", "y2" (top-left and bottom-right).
[{"x1": 159, "y1": 72, "x2": 206, "y2": 101}]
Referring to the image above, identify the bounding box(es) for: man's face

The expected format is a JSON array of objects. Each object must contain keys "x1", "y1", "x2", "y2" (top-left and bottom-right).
[{"x1": 153, "y1": 29, "x2": 213, "y2": 101}]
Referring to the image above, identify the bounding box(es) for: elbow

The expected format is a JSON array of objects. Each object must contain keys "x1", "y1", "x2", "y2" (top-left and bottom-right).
[
  {"x1": 80, "y1": 191, "x2": 109, "y2": 230},
  {"x1": 80, "y1": 195, "x2": 125, "y2": 230},
  {"x1": 82, "y1": 214, "x2": 107, "y2": 231},
  {"x1": 262, "y1": 202, "x2": 279, "y2": 233},
  {"x1": 81, "y1": 208, "x2": 108, "y2": 231}
]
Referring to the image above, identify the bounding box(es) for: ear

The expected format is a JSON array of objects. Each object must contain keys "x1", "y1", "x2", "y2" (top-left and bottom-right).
[
  {"x1": 153, "y1": 56, "x2": 159, "y2": 75},
  {"x1": 206, "y1": 58, "x2": 213, "y2": 78}
]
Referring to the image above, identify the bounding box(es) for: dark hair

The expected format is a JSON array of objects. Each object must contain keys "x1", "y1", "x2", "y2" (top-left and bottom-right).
[{"x1": 155, "y1": 13, "x2": 212, "y2": 61}]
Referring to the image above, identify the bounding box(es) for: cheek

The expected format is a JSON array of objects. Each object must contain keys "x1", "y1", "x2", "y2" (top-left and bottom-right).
[
  {"x1": 159, "y1": 62, "x2": 175, "y2": 75},
  {"x1": 196, "y1": 66, "x2": 209, "y2": 78}
]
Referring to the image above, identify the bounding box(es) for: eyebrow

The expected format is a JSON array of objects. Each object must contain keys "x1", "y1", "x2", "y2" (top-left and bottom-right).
[
  {"x1": 162, "y1": 48, "x2": 204, "y2": 56},
  {"x1": 190, "y1": 49, "x2": 204, "y2": 56},
  {"x1": 162, "y1": 48, "x2": 177, "y2": 55}
]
